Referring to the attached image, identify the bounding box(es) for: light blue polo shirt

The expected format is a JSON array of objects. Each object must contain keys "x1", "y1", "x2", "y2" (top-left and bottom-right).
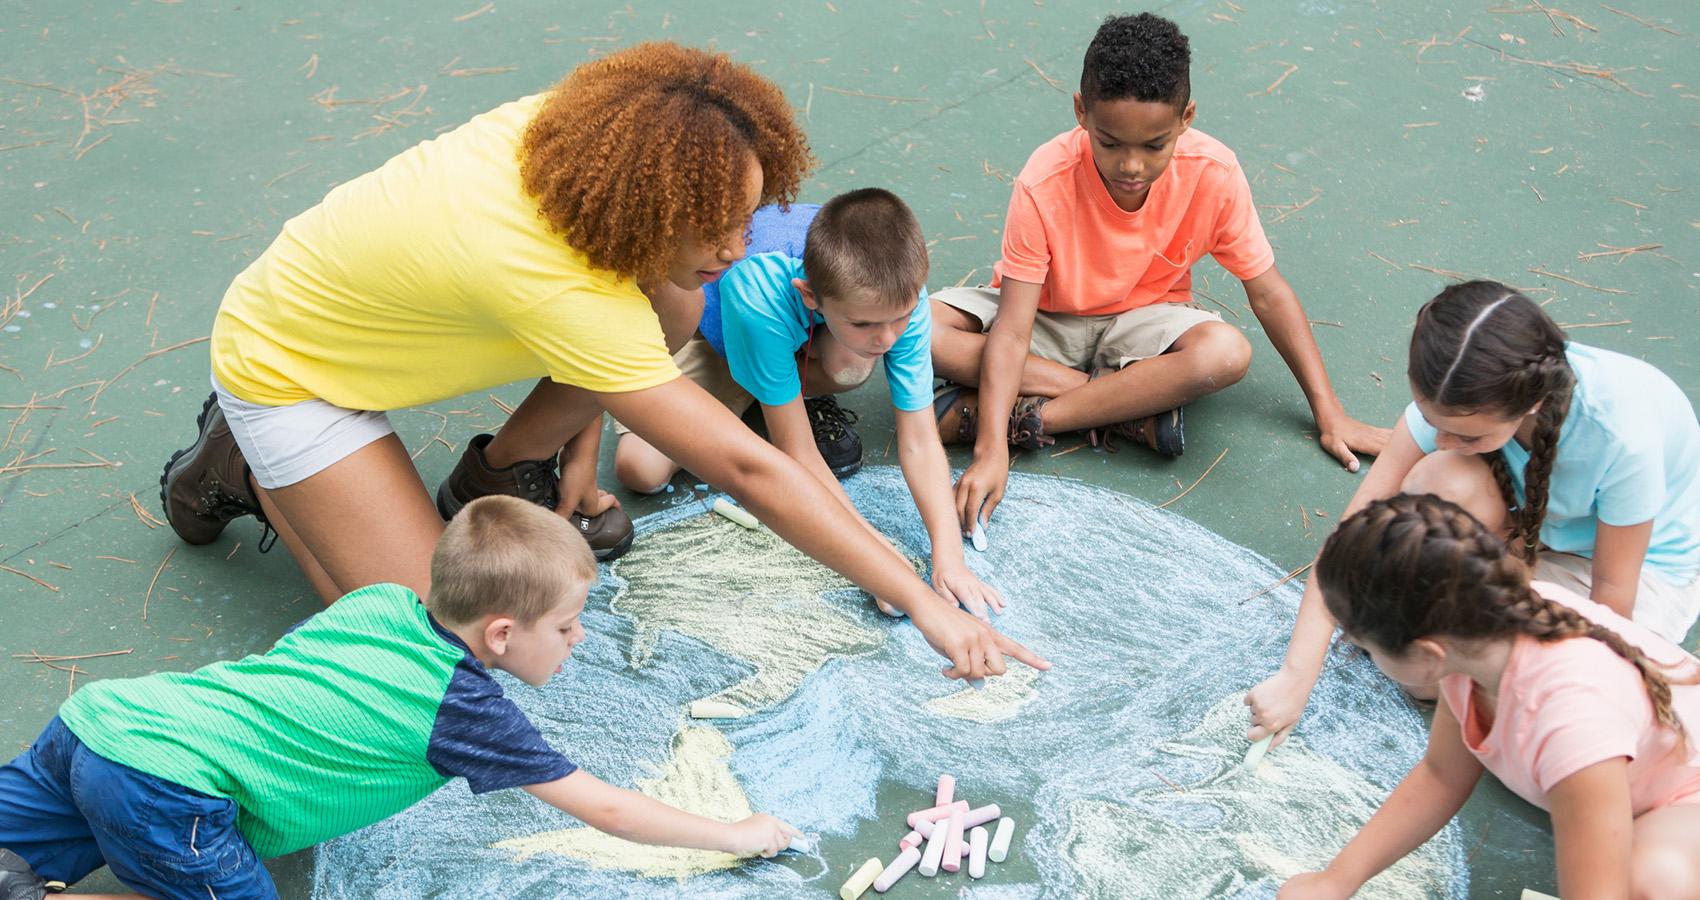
[
  {"x1": 1404, "y1": 342, "x2": 1700, "y2": 585},
  {"x1": 716, "y1": 252, "x2": 935, "y2": 412}
]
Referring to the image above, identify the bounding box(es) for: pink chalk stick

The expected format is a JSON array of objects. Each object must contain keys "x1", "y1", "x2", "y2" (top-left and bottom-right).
[
  {"x1": 962, "y1": 803, "x2": 1002, "y2": 830},
  {"x1": 874, "y1": 845, "x2": 922, "y2": 893},
  {"x1": 898, "y1": 829, "x2": 923, "y2": 851},
  {"x1": 935, "y1": 773, "x2": 955, "y2": 807},
  {"x1": 906, "y1": 799, "x2": 968, "y2": 830},
  {"x1": 940, "y1": 807, "x2": 966, "y2": 873}
]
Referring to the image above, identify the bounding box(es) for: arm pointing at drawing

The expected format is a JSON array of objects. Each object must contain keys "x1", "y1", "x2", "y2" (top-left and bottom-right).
[{"x1": 525, "y1": 772, "x2": 799, "y2": 859}]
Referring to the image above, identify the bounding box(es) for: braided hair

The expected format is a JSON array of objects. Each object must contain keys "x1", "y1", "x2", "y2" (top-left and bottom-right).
[
  {"x1": 1408, "y1": 281, "x2": 1573, "y2": 563},
  {"x1": 1317, "y1": 494, "x2": 1690, "y2": 739}
]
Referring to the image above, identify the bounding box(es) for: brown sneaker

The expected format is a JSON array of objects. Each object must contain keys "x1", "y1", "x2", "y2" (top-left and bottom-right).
[
  {"x1": 436, "y1": 434, "x2": 634, "y2": 561},
  {"x1": 1007, "y1": 396, "x2": 1055, "y2": 450},
  {"x1": 159, "y1": 392, "x2": 263, "y2": 545}
]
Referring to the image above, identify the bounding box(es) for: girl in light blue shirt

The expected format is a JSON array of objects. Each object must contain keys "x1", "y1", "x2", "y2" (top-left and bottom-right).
[{"x1": 1248, "y1": 280, "x2": 1700, "y2": 746}]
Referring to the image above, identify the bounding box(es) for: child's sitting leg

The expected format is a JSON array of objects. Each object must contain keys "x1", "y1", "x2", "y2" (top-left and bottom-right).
[{"x1": 612, "y1": 335, "x2": 755, "y2": 494}]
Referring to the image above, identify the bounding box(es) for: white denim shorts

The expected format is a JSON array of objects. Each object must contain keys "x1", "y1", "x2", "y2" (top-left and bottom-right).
[
  {"x1": 212, "y1": 376, "x2": 395, "y2": 490},
  {"x1": 1535, "y1": 551, "x2": 1700, "y2": 645}
]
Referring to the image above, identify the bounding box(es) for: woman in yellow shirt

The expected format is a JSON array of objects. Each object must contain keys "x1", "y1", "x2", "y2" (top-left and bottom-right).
[{"x1": 160, "y1": 42, "x2": 1044, "y2": 682}]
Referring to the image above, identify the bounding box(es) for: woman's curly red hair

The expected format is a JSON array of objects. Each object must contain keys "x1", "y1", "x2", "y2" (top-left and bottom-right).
[{"x1": 521, "y1": 42, "x2": 815, "y2": 282}]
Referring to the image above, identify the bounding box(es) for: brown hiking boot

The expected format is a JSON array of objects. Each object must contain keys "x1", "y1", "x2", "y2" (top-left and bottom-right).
[
  {"x1": 436, "y1": 434, "x2": 634, "y2": 561},
  {"x1": 1092, "y1": 407, "x2": 1186, "y2": 457},
  {"x1": 159, "y1": 392, "x2": 264, "y2": 545},
  {"x1": 933, "y1": 384, "x2": 978, "y2": 445},
  {"x1": 1007, "y1": 396, "x2": 1055, "y2": 450}
]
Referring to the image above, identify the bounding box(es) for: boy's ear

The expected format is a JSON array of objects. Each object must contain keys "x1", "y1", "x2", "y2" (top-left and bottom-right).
[
  {"x1": 1072, "y1": 92, "x2": 1087, "y2": 129},
  {"x1": 482, "y1": 616, "x2": 516, "y2": 656},
  {"x1": 1179, "y1": 99, "x2": 1197, "y2": 133},
  {"x1": 792, "y1": 277, "x2": 819, "y2": 311}
]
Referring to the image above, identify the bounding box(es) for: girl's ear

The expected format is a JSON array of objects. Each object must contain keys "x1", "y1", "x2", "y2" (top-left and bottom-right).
[
  {"x1": 1408, "y1": 637, "x2": 1450, "y2": 676},
  {"x1": 793, "y1": 278, "x2": 819, "y2": 311}
]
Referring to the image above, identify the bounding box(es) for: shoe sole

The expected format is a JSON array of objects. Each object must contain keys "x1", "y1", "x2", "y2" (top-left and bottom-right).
[
  {"x1": 158, "y1": 392, "x2": 222, "y2": 545},
  {"x1": 595, "y1": 527, "x2": 634, "y2": 562}
]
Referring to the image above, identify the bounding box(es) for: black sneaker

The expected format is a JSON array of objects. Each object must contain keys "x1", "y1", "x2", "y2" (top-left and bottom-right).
[
  {"x1": 806, "y1": 396, "x2": 862, "y2": 479},
  {"x1": 0, "y1": 850, "x2": 47, "y2": 900}
]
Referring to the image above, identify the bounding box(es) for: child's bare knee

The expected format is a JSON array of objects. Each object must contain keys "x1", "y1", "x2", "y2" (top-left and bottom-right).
[
  {"x1": 614, "y1": 445, "x2": 672, "y2": 495},
  {"x1": 1179, "y1": 324, "x2": 1252, "y2": 390},
  {"x1": 1632, "y1": 843, "x2": 1700, "y2": 900}
]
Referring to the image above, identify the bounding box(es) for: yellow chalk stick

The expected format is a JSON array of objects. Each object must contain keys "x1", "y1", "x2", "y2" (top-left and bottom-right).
[
  {"x1": 713, "y1": 498, "x2": 760, "y2": 529},
  {"x1": 687, "y1": 700, "x2": 748, "y2": 720},
  {"x1": 840, "y1": 857, "x2": 884, "y2": 900}
]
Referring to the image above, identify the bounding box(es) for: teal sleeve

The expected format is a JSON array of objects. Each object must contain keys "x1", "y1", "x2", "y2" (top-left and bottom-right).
[
  {"x1": 720, "y1": 260, "x2": 807, "y2": 407},
  {"x1": 883, "y1": 288, "x2": 936, "y2": 412},
  {"x1": 1594, "y1": 433, "x2": 1665, "y2": 527}
]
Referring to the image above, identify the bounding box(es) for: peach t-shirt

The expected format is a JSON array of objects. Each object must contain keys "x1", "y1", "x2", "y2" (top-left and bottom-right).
[
  {"x1": 991, "y1": 127, "x2": 1275, "y2": 317},
  {"x1": 1440, "y1": 582, "x2": 1700, "y2": 814}
]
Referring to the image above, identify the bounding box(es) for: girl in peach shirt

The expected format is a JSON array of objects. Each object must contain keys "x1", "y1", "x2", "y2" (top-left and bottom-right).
[{"x1": 1281, "y1": 494, "x2": 1700, "y2": 899}]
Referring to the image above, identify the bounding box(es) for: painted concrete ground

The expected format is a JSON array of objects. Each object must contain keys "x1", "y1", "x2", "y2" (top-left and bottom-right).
[{"x1": 3, "y1": 0, "x2": 1695, "y2": 896}]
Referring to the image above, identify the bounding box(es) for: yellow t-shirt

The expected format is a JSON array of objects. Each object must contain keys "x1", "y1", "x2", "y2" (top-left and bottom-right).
[{"x1": 210, "y1": 94, "x2": 678, "y2": 410}]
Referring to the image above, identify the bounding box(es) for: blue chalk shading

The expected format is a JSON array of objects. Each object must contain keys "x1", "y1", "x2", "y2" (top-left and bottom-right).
[{"x1": 316, "y1": 468, "x2": 1530, "y2": 898}]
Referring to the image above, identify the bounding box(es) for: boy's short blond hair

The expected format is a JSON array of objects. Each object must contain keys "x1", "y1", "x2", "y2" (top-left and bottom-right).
[{"x1": 427, "y1": 495, "x2": 597, "y2": 626}]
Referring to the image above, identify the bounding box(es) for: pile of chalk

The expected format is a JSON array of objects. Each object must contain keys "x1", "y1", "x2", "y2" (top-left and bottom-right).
[{"x1": 839, "y1": 774, "x2": 1016, "y2": 898}]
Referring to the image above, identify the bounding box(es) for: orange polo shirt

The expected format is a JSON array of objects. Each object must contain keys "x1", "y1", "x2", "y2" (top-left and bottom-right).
[{"x1": 992, "y1": 126, "x2": 1275, "y2": 317}]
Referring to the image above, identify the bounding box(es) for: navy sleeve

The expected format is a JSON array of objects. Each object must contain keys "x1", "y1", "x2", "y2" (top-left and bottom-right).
[{"x1": 426, "y1": 655, "x2": 577, "y2": 793}]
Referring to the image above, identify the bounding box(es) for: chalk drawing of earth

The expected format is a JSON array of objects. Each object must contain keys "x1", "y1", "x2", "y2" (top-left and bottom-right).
[{"x1": 313, "y1": 467, "x2": 1534, "y2": 898}]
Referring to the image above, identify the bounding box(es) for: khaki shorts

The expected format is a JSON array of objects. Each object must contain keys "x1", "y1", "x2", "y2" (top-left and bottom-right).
[
  {"x1": 611, "y1": 334, "x2": 754, "y2": 436},
  {"x1": 1534, "y1": 551, "x2": 1700, "y2": 645},
  {"x1": 932, "y1": 285, "x2": 1222, "y2": 371}
]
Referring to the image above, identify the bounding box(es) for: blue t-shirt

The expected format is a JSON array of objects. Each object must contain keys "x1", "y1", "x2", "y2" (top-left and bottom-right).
[
  {"x1": 700, "y1": 203, "x2": 819, "y2": 355},
  {"x1": 717, "y1": 253, "x2": 934, "y2": 412},
  {"x1": 1404, "y1": 342, "x2": 1700, "y2": 585}
]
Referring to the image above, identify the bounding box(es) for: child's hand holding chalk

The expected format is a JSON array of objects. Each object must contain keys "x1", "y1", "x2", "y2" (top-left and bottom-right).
[{"x1": 727, "y1": 813, "x2": 802, "y2": 858}]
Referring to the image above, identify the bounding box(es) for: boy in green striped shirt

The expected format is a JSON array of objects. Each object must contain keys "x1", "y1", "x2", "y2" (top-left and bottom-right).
[{"x1": 0, "y1": 496, "x2": 797, "y2": 900}]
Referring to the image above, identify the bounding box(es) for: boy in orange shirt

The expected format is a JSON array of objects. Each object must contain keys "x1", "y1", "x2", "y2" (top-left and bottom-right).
[{"x1": 933, "y1": 13, "x2": 1387, "y2": 530}]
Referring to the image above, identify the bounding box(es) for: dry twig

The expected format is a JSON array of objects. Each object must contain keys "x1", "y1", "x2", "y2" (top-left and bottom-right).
[{"x1": 1156, "y1": 448, "x2": 1228, "y2": 510}]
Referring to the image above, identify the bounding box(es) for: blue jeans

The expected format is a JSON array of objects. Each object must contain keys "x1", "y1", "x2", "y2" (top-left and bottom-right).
[{"x1": 0, "y1": 718, "x2": 276, "y2": 900}]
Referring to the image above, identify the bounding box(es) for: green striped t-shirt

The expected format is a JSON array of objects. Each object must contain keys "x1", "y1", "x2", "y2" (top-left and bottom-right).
[{"x1": 59, "y1": 583, "x2": 575, "y2": 856}]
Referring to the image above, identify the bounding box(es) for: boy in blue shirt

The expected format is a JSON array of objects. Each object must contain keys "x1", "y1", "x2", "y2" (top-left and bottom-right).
[
  {"x1": 0, "y1": 496, "x2": 797, "y2": 900},
  {"x1": 614, "y1": 189, "x2": 1005, "y2": 619}
]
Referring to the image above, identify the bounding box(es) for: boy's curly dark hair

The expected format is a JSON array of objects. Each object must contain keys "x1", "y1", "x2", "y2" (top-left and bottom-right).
[
  {"x1": 521, "y1": 43, "x2": 815, "y2": 282},
  {"x1": 1080, "y1": 13, "x2": 1191, "y2": 110}
]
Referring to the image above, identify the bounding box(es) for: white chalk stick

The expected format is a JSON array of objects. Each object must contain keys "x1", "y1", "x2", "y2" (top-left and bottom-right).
[
  {"x1": 917, "y1": 814, "x2": 950, "y2": 877},
  {"x1": 687, "y1": 700, "x2": 747, "y2": 719},
  {"x1": 968, "y1": 825, "x2": 989, "y2": 878},
  {"x1": 1520, "y1": 891, "x2": 1558, "y2": 900},
  {"x1": 873, "y1": 845, "x2": 922, "y2": 893},
  {"x1": 839, "y1": 857, "x2": 883, "y2": 900},
  {"x1": 712, "y1": 498, "x2": 760, "y2": 529},
  {"x1": 906, "y1": 799, "x2": 967, "y2": 829},
  {"x1": 787, "y1": 834, "x2": 815, "y2": 854},
  {"x1": 961, "y1": 803, "x2": 1001, "y2": 830},
  {"x1": 935, "y1": 773, "x2": 955, "y2": 807},
  {"x1": 970, "y1": 520, "x2": 988, "y2": 552},
  {"x1": 1243, "y1": 734, "x2": 1273, "y2": 771},
  {"x1": 988, "y1": 816, "x2": 1015, "y2": 863},
  {"x1": 898, "y1": 829, "x2": 923, "y2": 851},
  {"x1": 941, "y1": 807, "x2": 966, "y2": 873}
]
